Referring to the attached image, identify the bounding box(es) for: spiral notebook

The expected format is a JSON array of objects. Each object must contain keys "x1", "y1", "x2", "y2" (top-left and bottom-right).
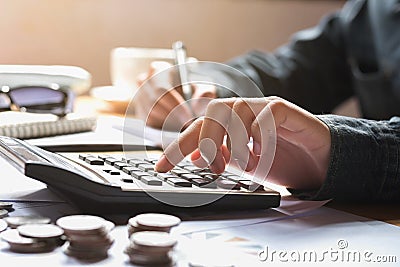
[{"x1": 0, "y1": 111, "x2": 97, "y2": 139}]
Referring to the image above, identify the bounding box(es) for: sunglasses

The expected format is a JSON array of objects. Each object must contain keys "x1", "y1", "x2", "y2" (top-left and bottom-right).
[{"x1": 0, "y1": 84, "x2": 74, "y2": 117}]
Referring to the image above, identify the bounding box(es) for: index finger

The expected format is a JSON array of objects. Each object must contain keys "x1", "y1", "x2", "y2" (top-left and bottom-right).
[{"x1": 155, "y1": 118, "x2": 203, "y2": 172}]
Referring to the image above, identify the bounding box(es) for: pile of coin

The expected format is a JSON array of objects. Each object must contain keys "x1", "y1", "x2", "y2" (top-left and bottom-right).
[
  {"x1": 56, "y1": 215, "x2": 115, "y2": 260},
  {"x1": 125, "y1": 231, "x2": 177, "y2": 266},
  {"x1": 127, "y1": 213, "x2": 181, "y2": 237},
  {"x1": 0, "y1": 223, "x2": 64, "y2": 253}
]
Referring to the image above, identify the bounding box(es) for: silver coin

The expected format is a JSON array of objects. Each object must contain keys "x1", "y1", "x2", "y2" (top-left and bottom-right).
[
  {"x1": 18, "y1": 224, "x2": 64, "y2": 239},
  {"x1": 56, "y1": 215, "x2": 105, "y2": 233},
  {"x1": 4, "y1": 215, "x2": 51, "y2": 228},
  {"x1": 134, "y1": 213, "x2": 181, "y2": 229},
  {"x1": 131, "y1": 231, "x2": 177, "y2": 248},
  {"x1": 0, "y1": 229, "x2": 36, "y2": 245},
  {"x1": 103, "y1": 220, "x2": 115, "y2": 232},
  {"x1": 0, "y1": 202, "x2": 13, "y2": 210},
  {"x1": 0, "y1": 209, "x2": 8, "y2": 219},
  {"x1": 128, "y1": 252, "x2": 172, "y2": 265},
  {"x1": 0, "y1": 219, "x2": 7, "y2": 233}
]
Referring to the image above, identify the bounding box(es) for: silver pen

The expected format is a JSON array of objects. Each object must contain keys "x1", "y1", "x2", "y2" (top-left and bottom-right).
[{"x1": 172, "y1": 41, "x2": 195, "y2": 117}]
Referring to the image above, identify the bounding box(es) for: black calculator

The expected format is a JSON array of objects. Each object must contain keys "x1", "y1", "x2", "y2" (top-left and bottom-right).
[{"x1": 0, "y1": 136, "x2": 280, "y2": 214}]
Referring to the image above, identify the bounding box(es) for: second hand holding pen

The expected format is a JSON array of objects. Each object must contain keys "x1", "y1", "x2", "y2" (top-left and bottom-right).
[{"x1": 172, "y1": 41, "x2": 196, "y2": 118}]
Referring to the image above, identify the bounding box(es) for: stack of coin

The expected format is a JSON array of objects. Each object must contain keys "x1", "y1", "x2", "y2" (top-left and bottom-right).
[
  {"x1": 125, "y1": 231, "x2": 177, "y2": 266},
  {"x1": 0, "y1": 224, "x2": 64, "y2": 253},
  {"x1": 127, "y1": 213, "x2": 181, "y2": 237},
  {"x1": 56, "y1": 215, "x2": 115, "y2": 260}
]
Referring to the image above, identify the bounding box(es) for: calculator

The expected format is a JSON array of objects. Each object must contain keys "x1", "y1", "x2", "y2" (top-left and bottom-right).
[{"x1": 0, "y1": 136, "x2": 280, "y2": 214}]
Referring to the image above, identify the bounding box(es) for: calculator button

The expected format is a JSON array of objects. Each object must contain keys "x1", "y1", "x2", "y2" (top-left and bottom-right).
[
  {"x1": 79, "y1": 154, "x2": 92, "y2": 160},
  {"x1": 181, "y1": 174, "x2": 202, "y2": 181},
  {"x1": 141, "y1": 176, "x2": 162, "y2": 186},
  {"x1": 239, "y1": 180, "x2": 264, "y2": 191},
  {"x1": 109, "y1": 171, "x2": 120, "y2": 175},
  {"x1": 157, "y1": 173, "x2": 179, "y2": 181},
  {"x1": 191, "y1": 178, "x2": 218, "y2": 189},
  {"x1": 114, "y1": 161, "x2": 130, "y2": 170},
  {"x1": 105, "y1": 157, "x2": 119, "y2": 166},
  {"x1": 121, "y1": 178, "x2": 134, "y2": 183},
  {"x1": 204, "y1": 174, "x2": 219, "y2": 181},
  {"x1": 170, "y1": 168, "x2": 190, "y2": 176},
  {"x1": 166, "y1": 178, "x2": 192, "y2": 187},
  {"x1": 122, "y1": 166, "x2": 140, "y2": 174},
  {"x1": 137, "y1": 164, "x2": 155, "y2": 172},
  {"x1": 224, "y1": 175, "x2": 251, "y2": 183},
  {"x1": 85, "y1": 156, "x2": 104, "y2": 165},
  {"x1": 182, "y1": 166, "x2": 203, "y2": 172},
  {"x1": 143, "y1": 158, "x2": 158, "y2": 164},
  {"x1": 131, "y1": 171, "x2": 151, "y2": 180},
  {"x1": 216, "y1": 179, "x2": 241, "y2": 190},
  {"x1": 127, "y1": 159, "x2": 146, "y2": 166}
]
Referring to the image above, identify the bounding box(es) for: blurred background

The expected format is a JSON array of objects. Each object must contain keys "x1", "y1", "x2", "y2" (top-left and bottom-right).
[{"x1": 0, "y1": 0, "x2": 345, "y2": 88}]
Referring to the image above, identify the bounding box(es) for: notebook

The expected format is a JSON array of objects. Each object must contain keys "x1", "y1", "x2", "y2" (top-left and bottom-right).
[{"x1": 0, "y1": 111, "x2": 97, "y2": 139}]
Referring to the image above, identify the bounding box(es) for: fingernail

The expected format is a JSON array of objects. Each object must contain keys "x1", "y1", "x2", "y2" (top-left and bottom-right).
[
  {"x1": 199, "y1": 138, "x2": 217, "y2": 165},
  {"x1": 155, "y1": 154, "x2": 168, "y2": 172}
]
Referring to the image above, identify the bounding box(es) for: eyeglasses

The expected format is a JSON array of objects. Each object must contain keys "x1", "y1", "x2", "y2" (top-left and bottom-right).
[{"x1": 0, "y1": 84, "x2": 74, "y2": 117}]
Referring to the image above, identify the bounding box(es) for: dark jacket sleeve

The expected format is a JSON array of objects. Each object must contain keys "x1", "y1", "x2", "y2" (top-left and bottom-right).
[
  {"x1": 291, "y1": 115, "x2": 400, "y2": 202},
  {"x1": 218, "y1": 12, "x2": 354, "y2": 114}
]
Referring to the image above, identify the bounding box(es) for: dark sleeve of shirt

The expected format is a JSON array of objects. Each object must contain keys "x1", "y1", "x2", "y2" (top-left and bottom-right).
[
  {"x1": 290, "y1": 115, "x2": 400, "y2": 202},
  {"x1": 217, "y1": 12, "x2": 354, "y2": 114}
]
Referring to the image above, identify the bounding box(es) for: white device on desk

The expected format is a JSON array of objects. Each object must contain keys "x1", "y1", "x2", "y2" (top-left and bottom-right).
[{"x1": 0, "y1": 136, "x2": 280, "y2": 214}]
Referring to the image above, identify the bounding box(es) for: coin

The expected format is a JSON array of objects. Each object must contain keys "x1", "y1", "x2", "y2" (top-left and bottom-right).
[
  {"x1": 131, "y1": 231, "x2": 177, "y2": 249},
  {"x1": 135, "y1": 213, "x2": 181, "y2": 229},
  {"x1": 4, "y1": 215, "x2": 51, "y2": 228},
  {"x1": 56, "y1": 215, "x2": 105, "y2": 234},
  {"x1": 128, "y1": 252, "x2": 172, "y2": 266},
  {"x1": 0, "y1": 219, "x2": 7, "y2": 232},
  {"x1": 0, "y1": 229, "x2": 54, "y2": 253},
  {"x1": 0, "y1": 202, "x2": 13, "y2": 211},
  {"x1": 0, "y1": 209, "x2": 8, "y2": 218},
  {"x1": 57, "y1": 215, "x2": 114, "y2": 260},
  {"x1": 18, "y1": 224, "x2": 64, "y2": 239},
  {"x1": 0, "y1": 229, "x2": 35, "y2": 245}
]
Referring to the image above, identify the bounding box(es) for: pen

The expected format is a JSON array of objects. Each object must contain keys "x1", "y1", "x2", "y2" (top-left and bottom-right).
[{"x1": 172, "y1": 41, "x2": 195, "y2": 117}]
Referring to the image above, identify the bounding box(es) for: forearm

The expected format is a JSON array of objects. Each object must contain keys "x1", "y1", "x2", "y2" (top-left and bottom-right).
[{"x1": 292, "y1": 115, "x2": 400, "y2": 202}]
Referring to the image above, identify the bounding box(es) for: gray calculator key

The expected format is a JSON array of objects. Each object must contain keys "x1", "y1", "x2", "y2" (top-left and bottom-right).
[
  {"x1": 157, "y1": 173, "x2": 179, "y2": 181},
  {"x1": 85, "y1": 156, "x2": 104, "y2": 165},
  {"x1": 181, "y1": 174, "x2": 202, "y2": 181},
  {"x1": 141, "y1": 176, "x2": 162, "y2": 186},
  {"x1": 79, "y1": 154, "x2": 91, "y2": 160},
  {"x1": 131, "y1": 171, "x2": 151, "y2": 180},
  {"x1": 216, "y1": 179, "x2": 241, "y2": 190},
  {"x1": 127, "y1": 159, "x2": 146, "y2": 166},
  {"x1": 122, "y1": 166, "x2": 140, "y2": 174},
  {"x1": 105, "y1": 157, "x2": 119, "y2": 165},
  {"x1": 239, "y1": 180, "x2": 264, "y2": 191},
  {"x1": 137, "y1": 164, "x2": 155, "y2": 172},
  {"x1": 167, "y1": 178, "x2": 192, "y2": 187},
  {"x1": 224, "y1": 175, "x2": 251, "y2": 182},
  {"x1": 170, "y1": 168, "x2": 191, "y2": 176},
  {"x1": 191, "y1": 178, "x2": 218, "y2": 189},
  {"x1": 114, "y1": 161, "x2": 130, "y2": 170}
]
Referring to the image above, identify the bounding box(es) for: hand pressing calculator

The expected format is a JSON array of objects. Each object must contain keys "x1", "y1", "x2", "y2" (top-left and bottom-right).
[{"x1": 0, "y1": 136, "x2": 280, "y2": 214}]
